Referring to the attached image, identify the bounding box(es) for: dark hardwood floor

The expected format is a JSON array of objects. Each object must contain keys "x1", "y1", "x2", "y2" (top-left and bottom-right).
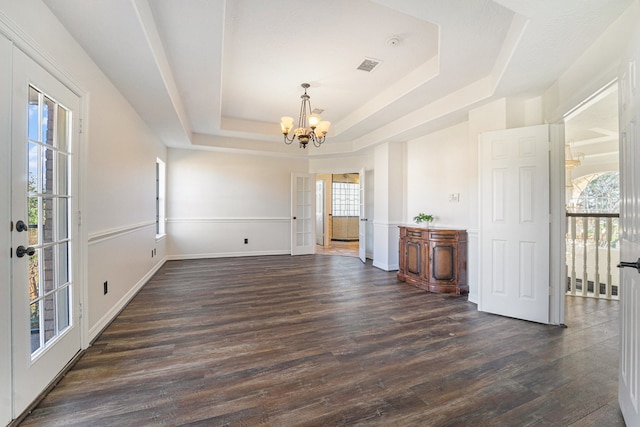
[{"x1": 20, "y1": 255, "x2": 623, "y2": 426}]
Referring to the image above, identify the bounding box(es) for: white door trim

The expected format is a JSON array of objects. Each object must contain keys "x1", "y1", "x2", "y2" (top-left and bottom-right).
[
  {"x1": 0, "y1": 30, "x2": 13, "y2": 427},
  {"x1": 548, "y1": 124, "x2": 566, "y2": 326},
  {"x1": 358, "y1": 168, "x2": 366, "y2": 263}
]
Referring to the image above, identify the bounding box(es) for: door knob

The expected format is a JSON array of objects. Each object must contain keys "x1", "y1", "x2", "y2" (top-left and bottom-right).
[
  {"x1": 16, "y1": 245, "x2": 35, "y2": 258},
  {"x1": 15, "y1": 220, "x2": 28, "y2": 232},
  {"x1": 617, "y1": 258, "x2": 640, "y2": 273}
]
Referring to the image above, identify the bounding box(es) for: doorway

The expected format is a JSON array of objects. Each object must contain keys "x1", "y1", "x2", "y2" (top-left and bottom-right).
[
  {"x1": 315, "y1": 173, "x2": 360, "y2": 257},
  {"x1": 563, "y1": 82, "x2": 620, "y2": 304}
]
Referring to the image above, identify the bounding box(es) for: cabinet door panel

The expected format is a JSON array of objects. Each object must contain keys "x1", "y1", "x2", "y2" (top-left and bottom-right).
[
  {"x1": 431, "y1": 244, "x2": 455, "y2": 281},
  {"x1": 406, "y1": 241, "x2": 421, "y2": 276}
]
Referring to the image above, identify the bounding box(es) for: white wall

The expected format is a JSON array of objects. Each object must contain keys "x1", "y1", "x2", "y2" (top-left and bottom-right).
[
  {"x1": 373, "y1": 141, "x2": 405, "y2": 270},
  {"x1": 406, "y1": 122, "x2": 471, "y2": 229},
  {"x1": 0, "y1": 1, "x2": 168, "y2": 341},
  {"x1": 405, "y1": 120, "x2": 479, "y2": 302},
  {"x1": 167, "y1": 149, "x2": 308, "y2": 258}
]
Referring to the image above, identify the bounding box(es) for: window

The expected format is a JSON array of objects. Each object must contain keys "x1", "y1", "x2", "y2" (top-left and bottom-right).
[
  {"x1": 156, "y1": 158, "x2": 166, "y2": 236},
  {"x1": 332, "y1": 179, "x2": 359, "y2": 217},
  {"x1": 569, "y1": 172, "x2": 619, "y2": 213}
]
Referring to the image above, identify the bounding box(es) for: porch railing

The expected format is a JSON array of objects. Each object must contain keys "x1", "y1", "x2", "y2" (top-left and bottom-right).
[{"x1": 566, "y1": 212, "x2": 620, "y2": 299}]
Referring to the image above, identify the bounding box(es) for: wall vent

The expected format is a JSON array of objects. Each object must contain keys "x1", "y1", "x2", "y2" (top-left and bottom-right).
[{"x1": 357, "y1": 57, "x2": 382, "y2": 72}]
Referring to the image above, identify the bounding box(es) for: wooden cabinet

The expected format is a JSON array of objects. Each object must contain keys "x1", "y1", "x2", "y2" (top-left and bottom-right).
[{"x1": 397, "y1": 226, "x2": 468, "y2": 295}]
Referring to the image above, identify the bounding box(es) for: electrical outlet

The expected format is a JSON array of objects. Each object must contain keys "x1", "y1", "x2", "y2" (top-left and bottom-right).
[
  {"x1": 449, "y1": 193, "x2": 460, "y2": 202},
  {"x1": 103, "y1": 281, "x2": 108, "y2": 295}
]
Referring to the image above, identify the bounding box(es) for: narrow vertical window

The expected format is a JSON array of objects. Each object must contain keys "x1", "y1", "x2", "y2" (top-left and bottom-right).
[{"x1": 156, "y1": 158, "x2": 166, "y2": 236}]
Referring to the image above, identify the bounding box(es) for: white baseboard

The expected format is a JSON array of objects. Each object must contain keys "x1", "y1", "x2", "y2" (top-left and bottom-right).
[
  {"x1": 88, "y1": 257, "x2": 167, "y2": 342},
  {"x1": 167, "y1": 250, "x2": 290, "y2": 261}
]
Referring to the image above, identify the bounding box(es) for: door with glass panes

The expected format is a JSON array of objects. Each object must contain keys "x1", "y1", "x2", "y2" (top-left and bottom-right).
[{"x1": 10, "y1": 48, "x2": 81, "y2": 417}]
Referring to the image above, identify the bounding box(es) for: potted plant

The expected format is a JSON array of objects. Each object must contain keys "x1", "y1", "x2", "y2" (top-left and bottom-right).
[{"x1": 413, "y1": 213, "x2": 434, "y2": 226}]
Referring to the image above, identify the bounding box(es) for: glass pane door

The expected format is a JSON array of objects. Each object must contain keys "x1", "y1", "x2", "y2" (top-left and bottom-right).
[
  {"x1": 27, "y1": 85, "x2": 73, "y2": 357},
  {"x1": 291, "y1": 173, "x2": 316, "y2": 255},
  {"x1": 11, "y1": 48, "x2": 81, "y2": 418}
]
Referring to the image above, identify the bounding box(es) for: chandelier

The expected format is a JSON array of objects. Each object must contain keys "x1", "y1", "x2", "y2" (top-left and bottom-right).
[
  {"x1": 565, "y1": 142, "x2": 584, "y2": 169},
  {"x1": 280, "y1": 83, "x2": 331, "y2": 149}
]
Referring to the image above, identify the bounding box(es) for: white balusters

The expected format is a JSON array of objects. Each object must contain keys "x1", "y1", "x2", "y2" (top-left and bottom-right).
[{"x1": 565, "y1": 213, "x2": 619, "y2": 300}]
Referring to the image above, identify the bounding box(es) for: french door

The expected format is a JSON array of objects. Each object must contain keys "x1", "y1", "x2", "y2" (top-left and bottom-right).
[
  {"x1": 291, "y1": 173, "x2": 316, "y2": 255},
  {"x1": 10, "y1": 48, "x2": 81, "y2": 417}
]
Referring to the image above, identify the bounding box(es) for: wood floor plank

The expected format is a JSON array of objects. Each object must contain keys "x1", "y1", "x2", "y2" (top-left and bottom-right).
[{"x1": 19, "y1": 255, "x2": 624, "y2": 426}]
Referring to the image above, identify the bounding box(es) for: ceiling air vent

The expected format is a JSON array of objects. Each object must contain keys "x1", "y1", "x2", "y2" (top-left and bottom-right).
[{"x1": 357, "y1": 57, "x2": 382, "y2": 72}]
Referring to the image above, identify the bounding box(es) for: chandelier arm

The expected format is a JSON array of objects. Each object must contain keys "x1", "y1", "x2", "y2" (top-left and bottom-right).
[
  {"x1": 283, "y1": 134, "x2": 295, "y2": 144},
  {"x1": 312, "y1": 134, "x2": 325, "y2": 147}
]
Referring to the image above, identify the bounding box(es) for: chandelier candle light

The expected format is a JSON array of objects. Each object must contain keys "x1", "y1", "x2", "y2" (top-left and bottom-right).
[{"x1": 281, "y1": 83, "x2": 331, "y2": 149}]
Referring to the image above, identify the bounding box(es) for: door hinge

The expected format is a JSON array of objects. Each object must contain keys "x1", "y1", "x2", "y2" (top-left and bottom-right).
[
  {"x1": 79, "y1": 118, "x2": 83, "y2": 134},
  {"x1": 77, "y1": 210, "x2": 82, "y2": 227}
]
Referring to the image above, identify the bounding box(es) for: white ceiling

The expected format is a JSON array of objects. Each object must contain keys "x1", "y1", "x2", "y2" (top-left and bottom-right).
[{"x1": 42, "y1": 0, "x2": 632, "y2": 156}]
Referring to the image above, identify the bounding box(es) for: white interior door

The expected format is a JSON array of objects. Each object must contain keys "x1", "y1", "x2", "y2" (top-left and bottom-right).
[
  {"x1": 291, "y1": 173, "x2": 316, "y2": 255},
  {"x1": 358, "y1": 168, "x2": 366, "y2": 263},
  {"x1": 0, "y1": 33, "x2": 12, "y2": 426},
  {"x1": 479, "y1": 124, "x2": 550, "y2": 324},
  {"x1": 11, "y1": 48, "x2": 82, "y2": 416},
  {"x1": 618, "y1": 29, "x2": 640, "y2": 426}
]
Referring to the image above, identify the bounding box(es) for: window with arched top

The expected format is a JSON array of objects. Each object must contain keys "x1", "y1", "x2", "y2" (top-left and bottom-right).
[{"x1": 569, "y1": 171, "x2": 619, "y2": 213}]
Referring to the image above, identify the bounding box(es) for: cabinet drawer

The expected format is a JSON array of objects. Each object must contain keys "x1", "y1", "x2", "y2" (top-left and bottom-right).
[
  {"x1": 407, "y1": 229, "x2": 426, "y2": 238},
  {"x1": 429, "y1": 231, "x2": 458, "y2": 241}
]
